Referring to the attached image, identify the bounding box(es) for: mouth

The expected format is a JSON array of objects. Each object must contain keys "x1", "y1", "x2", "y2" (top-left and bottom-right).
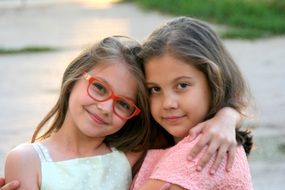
[
  {"x1": 86, "y1": 110, "x2": 109, "y2": 125},
  {"x1": 162, "y1": 115, "x2": 186, "y2": 122}
]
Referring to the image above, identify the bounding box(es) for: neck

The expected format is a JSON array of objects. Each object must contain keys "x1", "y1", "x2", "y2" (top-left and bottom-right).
[
  {"x1": 174, "y1": 136, "x2": 183, "y2": 144},
  {"x1": 56, "y1": 130, "x2": 105, "y2": 153},
  {"x1": 44, "y1": 123, "x2": 110, "y2": 160}
]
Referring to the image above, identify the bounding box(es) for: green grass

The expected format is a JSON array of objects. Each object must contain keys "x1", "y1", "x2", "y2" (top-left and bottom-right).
[
  {"x1": 278, "y1": 143, "x2": 285, "y2": 154},
  {"x1": 0, "y1": 46, "x2": 58, "y2": 55},
  {"x1": 124, "y1": 0, "x2": 285, "y2": 39}
]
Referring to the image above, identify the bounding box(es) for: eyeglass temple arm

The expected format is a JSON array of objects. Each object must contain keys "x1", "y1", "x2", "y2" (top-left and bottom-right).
[{"x1": 83, "y1": 72, "x2": 92, "y2": 80}]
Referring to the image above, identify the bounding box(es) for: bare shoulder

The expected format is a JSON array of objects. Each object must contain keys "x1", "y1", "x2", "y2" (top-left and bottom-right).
[
  {"x1": 8, "y1": 143, "x2": 36, "y2": 155},
  {"x1": 5, "y1": 143, "x2": 40, "y2": 189},
  {"x1": 6, "y1": 143, "x2": 38, "y2": 164}
]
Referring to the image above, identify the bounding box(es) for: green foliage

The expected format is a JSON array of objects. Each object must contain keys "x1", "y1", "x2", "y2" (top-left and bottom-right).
[
  {"x1": 0, "y1": 46, "x2": 57, "y2": 55},
  {"x1": 125, "y1": 0, "x2": 285, "y2": 39},
  {"x1": 279, "y1": 143, "x2": 285, "y2": 154}
]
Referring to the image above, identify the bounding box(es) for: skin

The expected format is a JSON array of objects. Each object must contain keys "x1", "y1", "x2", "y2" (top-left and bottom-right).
[
  {"x1": 139, "y1": 53, "x2": 230, "y2": 189},
  {"x1": 147, "y1": 54, "x2": 239, "y2": 172},
  {"x1": 0, "y1": 179, "x2": 19, "y2": 190},
  {"x1": 147, "y1": 54, "x2": 211, "y2": 143},
  {"x1": 5, "y1": 61, "x2": 141, "y2": 190}
]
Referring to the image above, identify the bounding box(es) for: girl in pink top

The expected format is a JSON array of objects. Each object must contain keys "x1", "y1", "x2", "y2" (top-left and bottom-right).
[{"x1": 131, "y1": 17, "x2": 253, "y2": 190}]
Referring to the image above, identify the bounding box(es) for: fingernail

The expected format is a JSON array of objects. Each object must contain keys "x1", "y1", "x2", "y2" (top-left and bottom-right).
[{"x1": 196, "y1": 166, "x2": 202, "y2": 171}]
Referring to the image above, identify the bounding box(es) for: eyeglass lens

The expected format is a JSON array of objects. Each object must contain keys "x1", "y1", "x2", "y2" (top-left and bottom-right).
[{"x1": 88, "y1": 80, "x2": 136, "y2": 118}]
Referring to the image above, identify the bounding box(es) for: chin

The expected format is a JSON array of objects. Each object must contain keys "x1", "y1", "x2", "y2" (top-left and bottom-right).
[{"x1": 168, "y1": 130, "x2": 188, "y2": 141}]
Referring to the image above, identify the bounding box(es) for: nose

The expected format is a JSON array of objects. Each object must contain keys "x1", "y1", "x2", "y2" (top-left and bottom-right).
[
  {"x1": 96, "y1": 99, "x2": 114, "y2": 115},
  {"x1": 162, "y1": 93, "x2": 178, "y2": 110}
]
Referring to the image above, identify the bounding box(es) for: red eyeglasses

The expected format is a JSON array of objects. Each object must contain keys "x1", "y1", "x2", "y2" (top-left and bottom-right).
[{"x1": 83, "y1": 72, "x2": 141, "y2": 120}]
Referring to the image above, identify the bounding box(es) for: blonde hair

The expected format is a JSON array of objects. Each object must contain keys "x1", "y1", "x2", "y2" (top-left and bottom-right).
[{"x1": 32, "y1": 36, "x2": 151, "y2": 152}]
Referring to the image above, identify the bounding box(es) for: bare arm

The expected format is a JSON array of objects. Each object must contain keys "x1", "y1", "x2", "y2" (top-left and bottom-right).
[
  {"x1": 188, "y1": 107, "x2": 240, "y2": 173},
  {"x1": 5, "y1": 144, "x2": 40, "y2": 190}
]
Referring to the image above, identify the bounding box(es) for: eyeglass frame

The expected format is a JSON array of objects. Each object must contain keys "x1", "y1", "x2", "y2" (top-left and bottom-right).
[{"x1": 83, "y1": 72, "x2": 141, "y2": 120}]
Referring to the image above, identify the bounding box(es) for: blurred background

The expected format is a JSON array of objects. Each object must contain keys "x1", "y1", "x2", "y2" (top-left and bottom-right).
[{"x1": 0, "y1": 0, "x2": 285, "y2": 189}]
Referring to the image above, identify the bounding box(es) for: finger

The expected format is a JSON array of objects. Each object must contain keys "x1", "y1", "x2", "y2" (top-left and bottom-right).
[
  {"x1": 209, "y1": 144, "x2": 229, "y2": 175},
  {"x1": 196, "y1": 141, "x2": 220, "y2": 171},
  {"x1": 0, "y1": 181, "x2": 20, "y2": 190},
  {"x1": 226, "y1": 145, "x2": 237, "y2": 172},
  {"x1": 188, "y1": 123, "x2": 205, "y2": 141},
  {"x1": 0, "y1": 178, "x2": 5, "y2": 187},
  {"x1": 160, "y1": 183, "x2": 171, "y2": 190},
  {"x1": 188, "y1": 134, "x2": 210, "y2": 160}
]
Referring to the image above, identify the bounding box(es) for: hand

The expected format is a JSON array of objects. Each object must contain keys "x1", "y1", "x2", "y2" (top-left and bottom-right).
[
  {"x1": 0, "y1": 178, "x2": 4, "y2": 188},
  {"x1": 0, "y1": 178, "x2": 20, "y2": 190},
  {"x1": 187, "y1": 107, "x2": 240, "y2": 174}
]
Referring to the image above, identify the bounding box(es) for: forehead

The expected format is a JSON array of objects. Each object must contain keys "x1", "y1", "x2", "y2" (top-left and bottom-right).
[
  {"x1": 89, "y1": 61, "x2": 138, "y2": 99},
  {"x1": 145, "y1": 54, "x2": 199, "y2": 81}
]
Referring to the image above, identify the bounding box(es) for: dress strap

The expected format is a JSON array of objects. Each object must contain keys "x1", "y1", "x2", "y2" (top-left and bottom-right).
[{"x1": 32, "y1": 143, "x2": 53, "y2": 162}]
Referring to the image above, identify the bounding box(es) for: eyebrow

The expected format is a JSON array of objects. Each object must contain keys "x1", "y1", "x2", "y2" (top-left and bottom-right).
[
  {"x1": 146, "y1": 82, "x2": 157, "y2": 86},
  {"x1": 174, "y1": 76, "x2": 194, "y2": 81},
  {"x1": 146, "y1": 76, "x2": 194, "y2": 85}
]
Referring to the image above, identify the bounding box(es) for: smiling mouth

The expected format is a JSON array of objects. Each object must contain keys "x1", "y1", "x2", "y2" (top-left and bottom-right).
[
  {"x1": 162, "y1": 115, "x2": 186, "y2": 122},
  {"x1": 86, "y1": 110, "x2": 109, "y2": 125}
]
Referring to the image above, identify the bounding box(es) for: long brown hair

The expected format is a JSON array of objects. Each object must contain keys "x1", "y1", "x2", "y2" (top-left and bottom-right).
[
  {"x1": 141, "y1": 17, "x2": 253, "y2": 155},
  {"x1": 32, "y1": 36, "x2": 152, "y2": 152}
]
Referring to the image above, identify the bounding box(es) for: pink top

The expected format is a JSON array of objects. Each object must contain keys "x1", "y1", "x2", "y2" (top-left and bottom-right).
[{"x1": 131, "y1": 135, "x2": 253, "y2": 190}]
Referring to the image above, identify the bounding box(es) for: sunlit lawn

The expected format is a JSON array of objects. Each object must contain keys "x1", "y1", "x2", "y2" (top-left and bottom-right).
[{"x1": 124, "y1": 0, "x2": 285, "y2": 39}]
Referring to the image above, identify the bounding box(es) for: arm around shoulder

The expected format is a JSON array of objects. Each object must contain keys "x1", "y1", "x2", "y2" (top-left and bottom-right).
[{"x1": 5, "y1": 144, "x2": 40, "y2": 190}]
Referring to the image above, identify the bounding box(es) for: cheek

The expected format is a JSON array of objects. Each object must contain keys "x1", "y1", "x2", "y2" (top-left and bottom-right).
[
  {"x1": 70, "y1": 81, "x2": 90, "y2": 105},
  {"x1": 185, "y1": 89, "x2": 210, "y2": 120},
  {"x1": 113, "y1": 117, "x2": 128, "y2": 131},
  {"x1": 150, "y1": 98, "x2": 160, "y2": 118}
]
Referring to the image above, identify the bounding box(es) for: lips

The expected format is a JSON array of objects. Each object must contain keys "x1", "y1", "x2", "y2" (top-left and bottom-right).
[
  {"x1": 86, "y1": 109, "x2": 109, "y2": 125},
  {"x1": 162, "y1": 115, "x2": 186, "y2": 122}
]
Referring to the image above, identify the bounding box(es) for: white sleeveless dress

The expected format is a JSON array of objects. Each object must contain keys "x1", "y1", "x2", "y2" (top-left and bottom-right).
[{"x1": 32, "y1": 143, "x2": 132, "y2": 190}]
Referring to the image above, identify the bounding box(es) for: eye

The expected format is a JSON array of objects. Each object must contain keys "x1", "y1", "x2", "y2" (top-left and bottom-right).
[
  {"x1": 116, "y1": 99, "x2": 132, "y2": 112},
  {"x1": 148, "y1": 86, "x2": 161, "y2": 95},
  {"x1": 91, "y1": 81, "x2": 108, "y2": 96},
  {"x1": 176, "y1": 82, "x2": 190, "y2": 90}
]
